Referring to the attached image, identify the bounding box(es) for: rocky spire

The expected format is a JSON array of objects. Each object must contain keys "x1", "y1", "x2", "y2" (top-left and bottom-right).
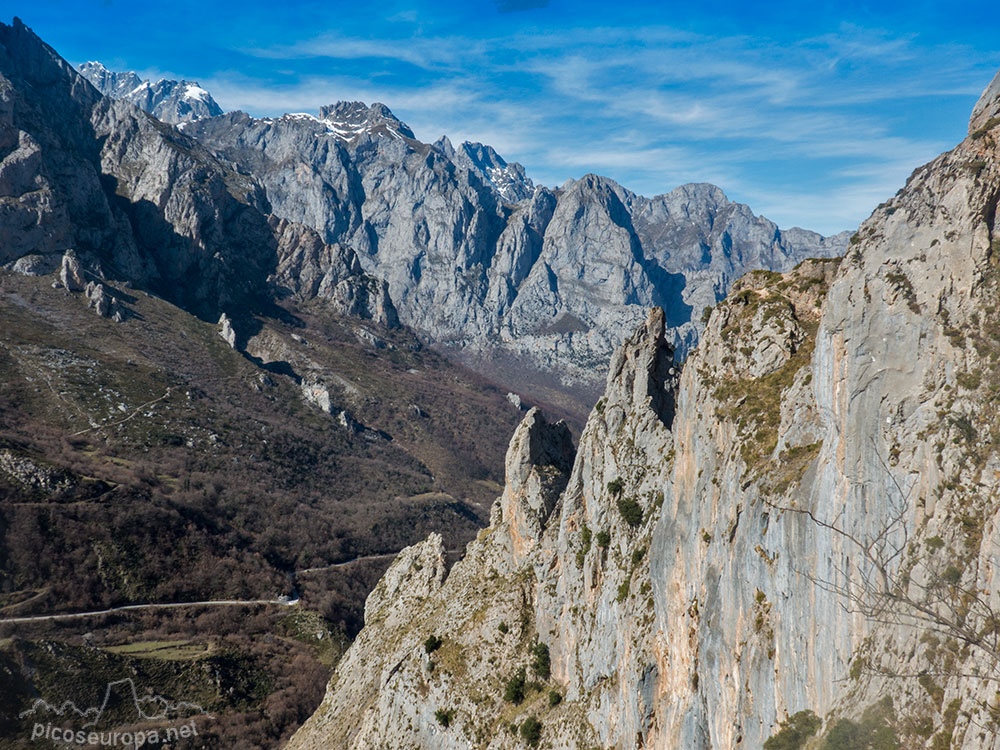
[
  {"x1": 970, "y1": 69, "x2": 1000, "y2": 133},
  {"x1": 602, "y1": 306, "x2": 679, "y2": 429},
  {"x1": 496, "y1": 407, "x2": 574, "y2": 563}
]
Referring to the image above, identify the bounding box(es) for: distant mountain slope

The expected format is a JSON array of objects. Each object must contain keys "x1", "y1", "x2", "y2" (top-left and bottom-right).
[
  {"x1": 0, "y1": 16, "x2": 521, "y2": 623},
  {"x1": 184, "y1": 103, "x2": 848, "y2": 415},
  {"x1": 79, "y1": 60, "x2": 223, "y2": 124},
  {"x1": 75, "y1": 62, "x2": 848, "y2": 416}
]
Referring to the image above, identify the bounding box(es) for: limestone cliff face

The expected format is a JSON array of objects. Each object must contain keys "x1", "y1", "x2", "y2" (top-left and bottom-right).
[{"x1": 289, "y1": 73, "x2": 1000, "y2": 748}]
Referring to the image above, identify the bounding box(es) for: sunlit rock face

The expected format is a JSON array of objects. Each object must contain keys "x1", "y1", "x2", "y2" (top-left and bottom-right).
[{"x1": 290, "y1": 70, "x2": 1000, "y2": 749}]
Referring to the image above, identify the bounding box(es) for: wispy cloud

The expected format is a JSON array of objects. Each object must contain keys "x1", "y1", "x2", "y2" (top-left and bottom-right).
[{"x1": 241, "y1": 33, "x2": 476, "y2": 71}]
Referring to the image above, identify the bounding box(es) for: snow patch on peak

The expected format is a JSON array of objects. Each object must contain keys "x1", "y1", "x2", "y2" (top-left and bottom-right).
[
  {"x1": 450, "y1": 140, "x2": 535, "y2": 202},
  {"x1": 77, "y1": 61, "x2": 223, "y2": 124},
  {"x1": 263, "y1": 102, "x2": 417, "y2": 144},
  {"x1": 182, "y1": 83, "x2": 211, "y2": 103}
]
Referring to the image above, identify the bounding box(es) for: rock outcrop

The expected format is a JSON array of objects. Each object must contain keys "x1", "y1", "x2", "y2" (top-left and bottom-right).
[
  {"x1": 496, "y1": 408, "x2": 575, "y2": 564},
  {"x1": 58, "y1": 249, "x2": 85, "y2": 291},
  {"x1": 217, "y1": 312, "x2": 237, "y2": 348},
  {"x1": 970, "y1": 70, "x2": 1000, "y2": 134},
  {"x1": 290, "y1": 70, "x2": 1000, "y2": 749},
  {"x1": 84, "y1": 281, "x2": 125, "y2": 321}
]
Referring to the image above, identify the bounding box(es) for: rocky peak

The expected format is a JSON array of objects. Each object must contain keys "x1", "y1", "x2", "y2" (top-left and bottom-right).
[
  {"x1": 664, "y1": 181, "x2": 730, "y2": 211},
  {"x1": 969, "y1": 69, "x2": 1000, "y2": 134},
  {"x1": 130, "y1": 79, "x2": 222, "y2": 124},
  {"x1": 77, "y1": 61, "x2": 141, "y2": 99},
  {"x1": 77, "y1": 60, "x2": 223, "y2": 124},
  {"x1": 602, "y1": 306, "x2": 679, "y2": 428},
  {"x1": 450, "y1": 139, "x2": 535, "y2": 202},
  {"x1": 497, "y1": 407, "x2": 575, "y2": 562},
  {"x1": 317, "y1": 100, "x2": 416, "y2": 141}
]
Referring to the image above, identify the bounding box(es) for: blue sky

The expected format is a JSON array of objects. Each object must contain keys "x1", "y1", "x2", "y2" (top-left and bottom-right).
[{"x1": 13, "y1": 0, "x2": 1000, "y2": 234}]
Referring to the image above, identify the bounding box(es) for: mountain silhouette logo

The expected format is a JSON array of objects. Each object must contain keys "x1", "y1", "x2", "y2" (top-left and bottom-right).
[{"x1": 19, "y1": 678, "x2": 213, "y2": 728}]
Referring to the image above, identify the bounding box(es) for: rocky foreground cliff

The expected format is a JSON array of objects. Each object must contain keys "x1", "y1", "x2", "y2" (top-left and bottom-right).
[{"x1": 287, "y1": 72, "x2": 1000, "y2": 749}]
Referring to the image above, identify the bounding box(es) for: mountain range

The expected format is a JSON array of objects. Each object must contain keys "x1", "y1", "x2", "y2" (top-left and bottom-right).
[
  {"x1": 79, "y1": 60, "x2": 223, "y2": 124},
  {"x1": 75, "y1": 55, "x2": 848, "y2": 417}
]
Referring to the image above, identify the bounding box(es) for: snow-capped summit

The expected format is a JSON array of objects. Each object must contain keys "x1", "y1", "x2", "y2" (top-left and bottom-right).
[
  {"x1": 78, "y1": 61, "x2": 223, "y2": 124},
  {"x1": 316, "y1": 101, "x2": 416, "y2": 142},
  {"x1": 78, "y1": 61, "x2": 142, "y2": 100}
]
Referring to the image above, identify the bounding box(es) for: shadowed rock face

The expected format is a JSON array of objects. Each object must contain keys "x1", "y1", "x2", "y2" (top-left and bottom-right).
[
  {"x1": 498, "y1": 407, "x2": 575, "y2": 564},
  {"x1": 1, "y1": 19, "x2": 396, "y2": 329},
  {"x1": 289, "y1": 70, "x2": 1000, "y2": 749},
  {"x1": 0, "y1": 18, "x2": 274, "y2": 318}
]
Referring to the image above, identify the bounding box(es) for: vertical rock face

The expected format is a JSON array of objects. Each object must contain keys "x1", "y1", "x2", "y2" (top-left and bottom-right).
[{"x1": 290, "y1": 71, "x2": 1000, "y2": 749}]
